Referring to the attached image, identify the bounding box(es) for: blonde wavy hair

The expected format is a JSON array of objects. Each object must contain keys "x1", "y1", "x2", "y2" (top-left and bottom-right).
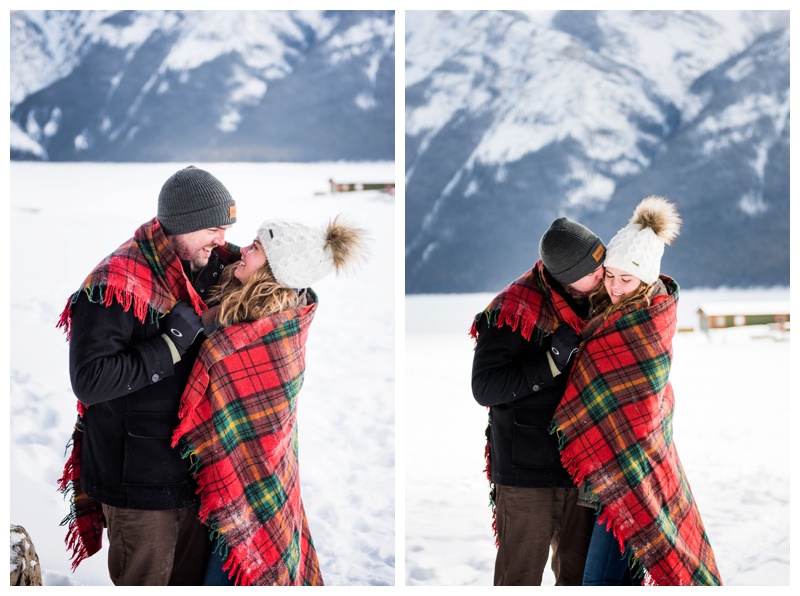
[{"x1": 207, "y1": 261, "x2": 300, "y2": 327}]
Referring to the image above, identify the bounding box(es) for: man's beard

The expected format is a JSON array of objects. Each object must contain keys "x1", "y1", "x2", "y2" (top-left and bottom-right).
[
  {"x1": 187, "y1": 247, "x2": 213, "y2": 272},
  {"x1": 170, "y1": 237, "x2": 213, "y2": 272}
]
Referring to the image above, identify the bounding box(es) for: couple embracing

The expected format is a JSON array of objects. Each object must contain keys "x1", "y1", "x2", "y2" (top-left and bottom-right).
[
  {"x1": 57, "y1": 166, "x2": 365, "y2": 586},
  {"x1": 471, "y1": 196, "x2": 722, "y2": 586}
]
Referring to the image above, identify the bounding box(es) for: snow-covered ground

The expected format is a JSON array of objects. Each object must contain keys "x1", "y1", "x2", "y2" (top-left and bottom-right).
[
  {"x1": 405, "y1": 288, "x2": 790, "y2": 586},
  {"x1": 7, "y1": 161, "x2": 396, "y2": 586},
  {"x1": 3, "y1": 159, "x2": 794, "y2": 589}
]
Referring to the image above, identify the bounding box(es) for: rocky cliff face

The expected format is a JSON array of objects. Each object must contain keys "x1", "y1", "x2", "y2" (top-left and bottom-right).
[{"x1": 10, "y1": 525, "x2": 43, "y2": 586}]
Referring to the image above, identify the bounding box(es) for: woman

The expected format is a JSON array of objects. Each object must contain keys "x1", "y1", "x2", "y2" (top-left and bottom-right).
[
  {"x1": 550, "y1": 196, "x2": 722, "y2": 586},
  {"x1": 171, "y1": 215, "x2": 366, "y2": 586}
]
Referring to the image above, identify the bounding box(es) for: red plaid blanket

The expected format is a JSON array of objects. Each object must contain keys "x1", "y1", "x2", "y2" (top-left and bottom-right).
[
  {"x1": 56, "y1": 217, "x2": 228, "y2": 570},
  {"x1": 171, "y1": 292, "x2": 323, "y2": 586},
  {"x1": 469, "y1": 260, "x2": 585, "y2": 340},
  {"x1": 57, "y1": 217, "x2": 205, "y2": 343},
  {"x1": 551, "y1": 276, "x2": 721, "y2": 585}
]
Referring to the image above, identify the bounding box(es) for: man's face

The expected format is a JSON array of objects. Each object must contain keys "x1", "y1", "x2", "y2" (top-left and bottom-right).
[
  {"x1": 565, "y1": 264, "x2": 604, "y2": 296},
  {"x1": 170, "y1": 225, "x2": 232, "y2": 272}
]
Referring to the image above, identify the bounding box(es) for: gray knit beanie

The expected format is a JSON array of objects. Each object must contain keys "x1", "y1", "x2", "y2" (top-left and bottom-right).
[
  {"x1": 539, "y1": 217, "x2": 606, "y2": 285},
  {"x1": 157, "y1": 166, "x2": 236, "y2": 235}
]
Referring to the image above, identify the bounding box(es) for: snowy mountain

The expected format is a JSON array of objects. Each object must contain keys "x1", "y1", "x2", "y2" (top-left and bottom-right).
[
  {"x1": 10, "y1": 10, "x2": 395, "y2": 162},
  {"x1": 405, "y1": 10, "x2": 789, "y2": 292}
]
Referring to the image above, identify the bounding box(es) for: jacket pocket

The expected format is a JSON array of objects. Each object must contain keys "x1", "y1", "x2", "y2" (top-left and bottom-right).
[
  {"x1": 511, "y1": 406, "x2": 562, "y2": 468},
  {"x1": 122, "y1": 412, "x2": 188, "y2": 486}
]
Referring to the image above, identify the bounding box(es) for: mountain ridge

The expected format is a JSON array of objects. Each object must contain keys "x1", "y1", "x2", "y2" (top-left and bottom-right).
[
  {"x1": 10, "y1": 10, "x2": 395, "y2": 163},
  {"x1": 405, "y1": 10, "x2": 789, "y2": 292}
]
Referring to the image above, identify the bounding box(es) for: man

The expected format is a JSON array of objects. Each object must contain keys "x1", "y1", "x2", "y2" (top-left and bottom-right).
[
  {"x1": 57, "y1": 166, "x2": 238, "y2": 585},
  {"x1": 470, "y1": 217, "x2": 606, "y2": 586}
]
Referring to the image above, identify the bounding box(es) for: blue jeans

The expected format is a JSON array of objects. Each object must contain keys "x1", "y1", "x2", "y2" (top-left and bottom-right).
[
  {"x1": 582, "y1": 517, "x2": 639, "y2": 586},
  {"x1": 203, "y1": 546, "x2": 236, "y2": 586}
]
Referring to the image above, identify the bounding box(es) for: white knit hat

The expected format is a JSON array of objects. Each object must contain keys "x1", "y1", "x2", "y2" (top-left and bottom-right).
[
  {"x1": 257, "y1": 216, "x2": 366, "y2": 288},
  {"x1": 604, "y1": 195, "x2": 682, "y2": 284}
]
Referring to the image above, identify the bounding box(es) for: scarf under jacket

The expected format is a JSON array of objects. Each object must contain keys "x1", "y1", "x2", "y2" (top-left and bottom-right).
[
  {"x1": 55, "y1": 217, "x2": 219, "y2": 570},
  {"x1": 550, "y1": 276, "x2": 722, "y2": 586},
  {"x1": 469, "y1": 260, "x2": 587, "y2": 542},
  {"x1": 171, "y1": 291, "x2": 323, "y2": 586}
]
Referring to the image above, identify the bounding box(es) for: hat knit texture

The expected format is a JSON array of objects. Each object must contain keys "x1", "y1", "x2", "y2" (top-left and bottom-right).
[
  {"x1": 604, "y1": 195, "x2": 682, "y2": 284},
  {"x1": 157, "y1": 166, "x2": 236, "y2": 235},
  {"x1": 257, "y1": 215, "x2": 366, "y2": 289},
  {"x1": 539, "y1": 217, "x2": 605, "y2": 285}
]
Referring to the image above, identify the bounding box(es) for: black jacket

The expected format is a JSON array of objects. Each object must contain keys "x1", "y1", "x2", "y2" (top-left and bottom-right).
[
  {"x1": 69, "y1": 249, "x2": 233, "y2": 510},
  {"x1": 471, "y1": 289, "x2": 589, "y2": 488}
]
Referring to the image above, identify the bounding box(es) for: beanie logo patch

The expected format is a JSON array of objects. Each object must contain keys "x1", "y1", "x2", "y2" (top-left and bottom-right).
[
  {"x1": 592, "y1": 244, "x2": 605, "y2": 262},
  {"x1": 230, "y1": 205, "x2": 237, "y2": 219}
]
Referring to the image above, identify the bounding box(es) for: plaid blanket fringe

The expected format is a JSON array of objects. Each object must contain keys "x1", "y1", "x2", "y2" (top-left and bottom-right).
[
  {"x1": 469, "y1": 260, "x2": 584, "y2": 342},
  {"x1": 56, "y1": 418, "x2": 104, "y2": 571},
  {"x1": 56, "y1": 217, "x2": 206, "y2": 340},
  {"x1": 550, "y1": 276, "x2": 722, "y2": 586}
]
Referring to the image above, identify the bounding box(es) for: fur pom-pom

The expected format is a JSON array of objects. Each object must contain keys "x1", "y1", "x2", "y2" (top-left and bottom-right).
[
  {"x1": 325, "y1": 215, "x2": 368, "y2": 273},
  {"x1": 630, "y1": 195, "x2": 682, "y2": 245}
]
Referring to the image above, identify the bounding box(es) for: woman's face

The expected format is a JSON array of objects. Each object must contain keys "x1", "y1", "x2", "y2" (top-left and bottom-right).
[
  {"x1": 234, "y1": 239, "x2": 267, "y2": 283},
  {"x1": 603, "y1": 266, "x2": 641, "y2": 304}
]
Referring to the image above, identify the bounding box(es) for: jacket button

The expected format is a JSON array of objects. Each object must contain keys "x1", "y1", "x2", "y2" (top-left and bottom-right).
[
  {"x1": 532, "y1": 384, "x2": 540, "y2": 392},
  {"x1": 213, "y1": 272, "x2": 218, "y2": 277},
  {"x1": 151, "y1": 373, "x2": 160, "y2": 383}
]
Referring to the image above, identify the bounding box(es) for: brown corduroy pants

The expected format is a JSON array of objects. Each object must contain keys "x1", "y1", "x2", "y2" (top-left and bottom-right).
[
  {"x1": 101, "y1": 504, "x2": 211, "y2": 586},
  {"x1": 493, "y1": 485, "x2": 595, "y2": 586}
]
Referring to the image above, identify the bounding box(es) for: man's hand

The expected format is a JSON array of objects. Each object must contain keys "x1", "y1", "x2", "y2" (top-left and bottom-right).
[
  {"x1": 163, "y1": 301, "x2": 204, "y2": 355},
  {"x1": 550, "y1": 324, "x2": 580, "y2": 371}
]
